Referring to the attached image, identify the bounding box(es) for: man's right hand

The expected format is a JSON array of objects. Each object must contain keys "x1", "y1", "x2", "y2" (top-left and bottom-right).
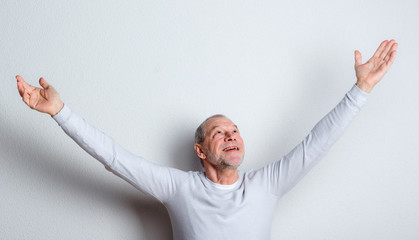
[{"x1": 16, "y1": 75, "x2": 64, "y2": 116}]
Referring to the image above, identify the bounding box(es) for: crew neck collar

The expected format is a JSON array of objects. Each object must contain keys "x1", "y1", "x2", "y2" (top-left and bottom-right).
[{"x1": 201, "y1": 171, "x2": 243, "y2": 190}]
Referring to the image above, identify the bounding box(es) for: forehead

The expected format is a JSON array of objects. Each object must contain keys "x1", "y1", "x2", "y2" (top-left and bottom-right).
[{"x1": 205, "y1": 116, "x2": 237, "y2": 132}]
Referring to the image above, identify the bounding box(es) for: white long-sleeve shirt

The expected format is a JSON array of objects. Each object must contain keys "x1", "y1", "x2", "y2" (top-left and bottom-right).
[{"x1": 52, "y1": 85, "x2": 369, "y2": 240}]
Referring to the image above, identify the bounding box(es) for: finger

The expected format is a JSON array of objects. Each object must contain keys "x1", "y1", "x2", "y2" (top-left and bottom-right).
[
  {"x1": 16, "y1": 75, "x2": 35, "y2": 92},
  {"x1": 17, "y1": 82, "x2": 26, "y2": 97},
  {"x1": 383, "y1": 53, "x2": 390, "y2": 64},
  {"x1": 382, "y1": 42, "x2": 397, "y2": 63},
  {"x1": 382, "y1": 41, "x2": 396, "y2": 60},
  {"x1": 354, "y1": 50, "x2": 362, "y2": 67},
  {"x1": 16, "y1": 75, "x2": 29, "y2": 86},
  {"x1": 372, "y1": 40, "x2": 389, "y2": 59},
  {"x1": 16, "y1": 75, "x2": 24, "y2": 82},
  {"x1": 16, "y1": 75, "x2": 28, "y2": 93},
  {"x1": 386, "y1": 50, "x2": 397, "y2": 67},
  {"x1": 23, "y1": 88, "x2": 31, "y2": 107},
  {"x1": 379, "y1": 39, "x2": 395, "y2": 59},
  {"x1": 39, "y1": 77, "x2": 50, "y2": 89},
  {"x1": 389, "y1": 42, "x2": 398, "y2": 53}
]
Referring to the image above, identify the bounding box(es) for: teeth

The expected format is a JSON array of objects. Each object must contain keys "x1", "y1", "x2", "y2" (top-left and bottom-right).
[{"x1": 224, "y1": 147, "x2": 237, "y2": 151}]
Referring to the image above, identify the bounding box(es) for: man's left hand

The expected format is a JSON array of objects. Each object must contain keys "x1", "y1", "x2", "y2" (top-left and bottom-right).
[{"x1": 355, "y1": 39, "x2": 398, "y2": 93}]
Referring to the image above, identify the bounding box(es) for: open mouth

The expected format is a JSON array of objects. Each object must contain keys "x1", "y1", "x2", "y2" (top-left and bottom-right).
[{"x1": 222, "y1": 146, "x2": 239, "y2": 152}]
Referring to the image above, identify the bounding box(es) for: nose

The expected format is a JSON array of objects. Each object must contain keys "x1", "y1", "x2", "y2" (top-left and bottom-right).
[{"x1": 225, "y1": 131, "x2": 236, "y2": 142}]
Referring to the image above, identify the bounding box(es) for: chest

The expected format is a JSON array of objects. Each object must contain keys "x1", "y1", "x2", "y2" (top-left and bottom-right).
[{"x1": 165, "y1": 177, "x2": 279, "y2": 239}]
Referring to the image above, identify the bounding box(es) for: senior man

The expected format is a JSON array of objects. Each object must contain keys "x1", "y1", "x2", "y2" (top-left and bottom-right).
[{"x1": 17, "y1": 40, "x2": 397, "y2": 239}]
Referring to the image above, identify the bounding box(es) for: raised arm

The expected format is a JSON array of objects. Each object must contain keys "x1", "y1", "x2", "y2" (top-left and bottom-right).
[
  {"x1": 16, "y1": 75, "x2": 64, "y2": 116},
  {"x1": 259, "y1": 40, "x2": 398, "y2": 197},
  {"x1": 16, "y1": 75, "x2": 188, "y2": 202}
]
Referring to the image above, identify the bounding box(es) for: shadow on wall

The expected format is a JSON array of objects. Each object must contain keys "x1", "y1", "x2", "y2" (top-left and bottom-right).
[
  {"x1": 170, "y1": 118, "x2": 203, "y2": 172},
  {"x1": 271, "y1": 46, "x2": 345, "y2": 151},
  {"x1": 0, "y1": 108, "x2": 173, "y2": 239}
]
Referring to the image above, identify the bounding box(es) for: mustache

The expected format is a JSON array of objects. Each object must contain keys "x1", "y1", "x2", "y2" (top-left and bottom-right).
[{"x1": 220, "y1": 142, "x2": 243, "y2": 150}]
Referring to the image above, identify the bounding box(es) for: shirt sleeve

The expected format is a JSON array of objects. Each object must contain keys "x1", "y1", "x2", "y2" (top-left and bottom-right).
[
  {"x1": 256, "y1": 84, "x2": 369, "y2": 198},
  {"x1": 52, "y1": 105, "x2": 189, "y2": 203}
]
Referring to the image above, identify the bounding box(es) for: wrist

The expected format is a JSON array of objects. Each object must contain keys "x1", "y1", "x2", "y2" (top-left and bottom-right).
[
  {"x1": 355, "y1": 80, "x2": 374, "y2": 93},
  {"x1": 50, "y1": 101, "x2": 64, "y2": 117}
]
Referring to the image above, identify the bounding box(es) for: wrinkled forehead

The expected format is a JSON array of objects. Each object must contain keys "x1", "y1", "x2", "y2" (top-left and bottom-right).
[{"x1": 205, "y1": 116, "x2": 238, "y2": 133}]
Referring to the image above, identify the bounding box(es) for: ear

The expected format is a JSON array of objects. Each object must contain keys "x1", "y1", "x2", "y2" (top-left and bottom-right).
[{"x1": 194, "y1": 143, "x2": 206, "y2": 160}]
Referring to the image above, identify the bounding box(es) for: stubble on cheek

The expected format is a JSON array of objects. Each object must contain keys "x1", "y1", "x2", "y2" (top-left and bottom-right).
[{"x1": 204, "y1": 145, "x2": 244, "y2": 169}]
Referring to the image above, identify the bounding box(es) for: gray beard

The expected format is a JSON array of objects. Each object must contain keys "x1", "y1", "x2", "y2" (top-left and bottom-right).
[{"x1": 206, "y1": 149, "x2": 243, "y2": 169}]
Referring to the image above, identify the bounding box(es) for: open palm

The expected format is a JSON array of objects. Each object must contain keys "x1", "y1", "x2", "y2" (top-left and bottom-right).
[
  {"x1": 355, "y1": 40, "x2": 398, "y2": 93},
  {"x1": 16, "y1": 75, "x2": 63, "y2": 116}
]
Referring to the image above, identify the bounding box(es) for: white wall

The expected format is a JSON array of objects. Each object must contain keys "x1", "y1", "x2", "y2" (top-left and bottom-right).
[{"x1": 1, "y1": 0, "x2": 418, "y2": 239}]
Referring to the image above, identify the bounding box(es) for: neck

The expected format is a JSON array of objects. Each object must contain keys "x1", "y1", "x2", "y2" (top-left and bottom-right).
[{"x1": 203, "y1": 164, "x2": 239, "y2": 185}]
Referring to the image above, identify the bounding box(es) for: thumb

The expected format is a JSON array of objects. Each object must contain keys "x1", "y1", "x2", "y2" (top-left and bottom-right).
[
  {"x1": 39, "y1": 77, "x2": 50, "y2": 89},
  {"x1": 354, "y1": 50, "x2": 362, "y2": 67}
]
